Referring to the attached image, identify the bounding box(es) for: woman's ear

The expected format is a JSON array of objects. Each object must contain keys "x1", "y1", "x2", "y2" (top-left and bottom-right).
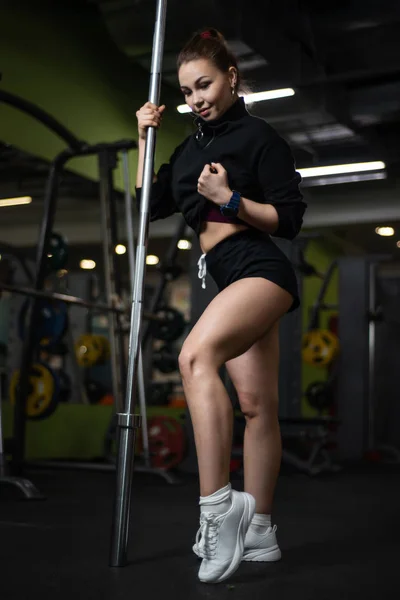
[{"x1": 228, "y1": 66, "x2": 237, "y2": 90}]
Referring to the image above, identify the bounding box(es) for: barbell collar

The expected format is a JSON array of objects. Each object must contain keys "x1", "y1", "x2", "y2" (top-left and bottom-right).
[{"x1": 116, "y1": 413, "x2": 142, "y2": 429}]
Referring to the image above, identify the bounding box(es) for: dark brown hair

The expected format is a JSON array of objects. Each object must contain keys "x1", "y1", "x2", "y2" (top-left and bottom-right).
[{"x1": 177, "y1": 28, "x2": 242, "y2": 92}]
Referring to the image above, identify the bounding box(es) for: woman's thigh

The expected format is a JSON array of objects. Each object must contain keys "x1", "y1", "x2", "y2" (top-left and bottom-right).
[{"x1": 179, "y1": 277, "x2": 292, "y2": 370}]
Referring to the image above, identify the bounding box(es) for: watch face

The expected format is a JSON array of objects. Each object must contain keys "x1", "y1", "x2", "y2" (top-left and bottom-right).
[{"x1": 221, "y1": 205, "x2": 238, "y2": 217}]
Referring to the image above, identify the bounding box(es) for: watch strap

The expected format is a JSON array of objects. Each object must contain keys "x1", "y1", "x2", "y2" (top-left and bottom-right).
[{"x1": 220, "y1": 190, "x2": 241, "y2": 215}]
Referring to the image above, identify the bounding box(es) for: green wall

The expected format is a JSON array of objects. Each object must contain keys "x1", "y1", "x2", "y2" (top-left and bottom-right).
[
  {"x1": 0, "y1": 0, "x2": 187, "y2": 189},
  {"x1": 301, "y1": 238, "x2": 341, "y2": 416},
  {"x1": 1, "y1": 403, "x2": 185, "y2": 460}
]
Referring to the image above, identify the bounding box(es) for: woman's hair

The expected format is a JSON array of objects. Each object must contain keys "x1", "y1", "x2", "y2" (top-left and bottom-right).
[{"x1": 177, "y1": 28, "x2": 243, "y2": 93}]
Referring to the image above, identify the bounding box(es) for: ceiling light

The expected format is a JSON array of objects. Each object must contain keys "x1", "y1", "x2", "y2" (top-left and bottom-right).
[
  {"x1": 146, "y1": 255, "x2": 159, "y2": 266},
  {"x1": 115, "y1": 244, "x2": 126, "y2": 255},
  {"x1": 0, "y1": 196, "x2": 32, "y2": 207},
  {"x1": 375, "y1": 227, "x2": 394, "y2": 237},
  {"x1": 397, "y1": 241, "x2": 400, "y2": 248},
  {"x1": 177, "y1": 239, "x2": 192, "y2": 250},
  {"x1": 177, "y1": 88, "x2": 295, "y2": 113},
  {"x1": 301, "y1": 171, "x2": 387, "y2": 188},
  {"x1": 244, "y1": 88, "x2": 295, "y2": 103},
  {"x1": 298, "y1": 161, "x2": 385, "y2": 178},
  {"x1": 80, "y1": 259, "x2": 96, "y2": 270}
]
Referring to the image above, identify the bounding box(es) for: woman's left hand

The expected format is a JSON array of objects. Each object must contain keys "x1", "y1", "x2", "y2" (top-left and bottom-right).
[{"x1": 197, "y1": 162, "x2": 232, "y2": 205}]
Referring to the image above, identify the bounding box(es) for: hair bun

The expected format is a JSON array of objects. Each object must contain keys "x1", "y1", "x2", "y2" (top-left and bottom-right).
[{"x1": 199, "y1": 28, "x2": 225, "y2": 43}]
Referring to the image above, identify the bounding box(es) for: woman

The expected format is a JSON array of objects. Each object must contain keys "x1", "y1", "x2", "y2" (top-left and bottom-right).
[{"x1": 135, "y1": 28, "x2": 306, "y2": 584}]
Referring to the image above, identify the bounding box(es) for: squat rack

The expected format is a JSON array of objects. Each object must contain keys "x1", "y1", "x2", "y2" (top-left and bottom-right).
[
  {"x1": 0, "y1": 0, "x2": 169, "y2": 568},
  {"x1": 0, "y1": 28, "x2": 171, "y2": 505}
]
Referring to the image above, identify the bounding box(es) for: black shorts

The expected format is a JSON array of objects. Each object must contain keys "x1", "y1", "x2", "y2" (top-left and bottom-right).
[{"x1": 204, "y1": 229, "x2": 300, "y2": 312}]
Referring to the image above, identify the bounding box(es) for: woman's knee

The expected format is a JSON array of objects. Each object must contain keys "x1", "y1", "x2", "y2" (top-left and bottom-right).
[
  {"x1": 178, "y1": 342, "x2": 218, "y2": 381},
  {"x1": 238, "y1": 389, "x2": 279, "y2": 423}
]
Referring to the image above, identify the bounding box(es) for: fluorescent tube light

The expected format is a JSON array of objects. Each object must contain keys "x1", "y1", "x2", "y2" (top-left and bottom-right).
[
  {"x1": 298, "y1": 161, "x2": 385, "y2": 178},
  {"x1": 177, "y1": 88, "x2": 295, "y2": 113},
  {"x1": 0, "y1": 196, "x2": 32, "y2": 207}
]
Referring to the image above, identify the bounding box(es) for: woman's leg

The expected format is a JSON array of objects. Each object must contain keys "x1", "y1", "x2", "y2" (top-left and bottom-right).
[
  {"x1": 225, "y1": 321, "x2": 283, "y2": 515},
  {"x1": 178, "y1": 277, "x2": 292, "y2": 497}
]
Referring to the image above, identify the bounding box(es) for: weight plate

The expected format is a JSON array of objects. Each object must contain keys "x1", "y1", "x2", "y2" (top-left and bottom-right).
[
  {"x1": 153, "y1": 345, "x2": 179, "y2": 374},
  {"x1": 151, "y1": 307, "x2": 186, "y2": 342},
  {"x1": 305, "y1": 380, "x2": 334, "y2": 411},
  {"x1": 19, "y1": 299, "x2": 68, "y2": 348},
  {"x1": 147, "y1": 415, "x2": 186, "y2": 469},
  {"x1": 9, "y1": 362, "x2": 60, "y2": 420},
  {"x1": 75, "y1": 334, "x2": 105, "y2": 368},
  {"x1": 302, "y1": 329, "x2": 339, "y2": 367}
]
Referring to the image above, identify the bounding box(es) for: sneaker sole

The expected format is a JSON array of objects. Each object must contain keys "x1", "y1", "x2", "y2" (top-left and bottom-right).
[
  {"x1": 198, "y1": 492, "x2": 256, "y2": 584},
  {"x1": 242, "y1": 546, "x2": 282, "y2": 562},
  {"x1": 194, "y1": 546, "x2": 282, "y2": 563}
]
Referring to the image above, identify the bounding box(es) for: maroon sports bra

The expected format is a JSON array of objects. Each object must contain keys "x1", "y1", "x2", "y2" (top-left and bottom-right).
[{"x1": 201, "y1": 201, "x2": 243, "y2": 225}]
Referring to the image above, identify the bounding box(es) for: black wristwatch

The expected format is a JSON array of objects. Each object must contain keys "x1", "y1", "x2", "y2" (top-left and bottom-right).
[{"x1": 220, "y1": 190, "x2": 241, "y2": 217}]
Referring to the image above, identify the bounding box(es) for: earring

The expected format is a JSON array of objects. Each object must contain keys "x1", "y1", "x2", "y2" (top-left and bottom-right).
[{"x1": 231, "y1": 86, "x2": 235, "y2": 96}]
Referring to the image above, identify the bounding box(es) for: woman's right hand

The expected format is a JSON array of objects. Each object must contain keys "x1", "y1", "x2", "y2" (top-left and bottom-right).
[{"x1": 136, "y1": 102, "x2": 166, "y2": 140}]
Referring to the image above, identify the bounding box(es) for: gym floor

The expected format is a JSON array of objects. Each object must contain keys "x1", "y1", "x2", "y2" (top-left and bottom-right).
[{"x1": 1, "y1": 464, "x2": 398, "y2": 600}]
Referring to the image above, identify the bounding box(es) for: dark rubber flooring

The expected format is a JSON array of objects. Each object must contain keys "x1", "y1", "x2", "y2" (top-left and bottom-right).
[{"x1": 0, "y1": 464, "x2": 399, "y2": 599}]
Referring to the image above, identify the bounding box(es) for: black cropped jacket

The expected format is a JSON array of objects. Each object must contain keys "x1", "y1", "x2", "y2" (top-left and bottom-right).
[{"x1": 136, "y1": 97, "x2": 306, "y2": 240}]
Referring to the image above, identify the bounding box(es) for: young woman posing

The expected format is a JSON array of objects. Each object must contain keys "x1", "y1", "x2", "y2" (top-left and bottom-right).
[{"x1": 136, "y1": 28, "x2": 306, "y2": 584}]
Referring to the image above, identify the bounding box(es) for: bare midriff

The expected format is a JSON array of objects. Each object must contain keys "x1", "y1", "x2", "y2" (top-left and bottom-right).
[{"x1": 199, "y1": 220, "x2": 250, "y2": 254}]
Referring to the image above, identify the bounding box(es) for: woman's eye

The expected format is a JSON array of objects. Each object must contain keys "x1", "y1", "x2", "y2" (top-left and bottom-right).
[{"x1": 200, "y1": 83, "x2": 210, "y2": 89}]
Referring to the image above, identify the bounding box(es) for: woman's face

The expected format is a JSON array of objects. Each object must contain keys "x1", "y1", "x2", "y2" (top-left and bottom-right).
[{"x1": 178, "y1": 58, "x2": 236, "y2": 121}]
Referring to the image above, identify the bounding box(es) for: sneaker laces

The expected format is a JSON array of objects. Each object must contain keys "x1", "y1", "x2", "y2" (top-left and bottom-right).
[{"x1": 195, "y1": 513, "x2": 221, "y2": 559}]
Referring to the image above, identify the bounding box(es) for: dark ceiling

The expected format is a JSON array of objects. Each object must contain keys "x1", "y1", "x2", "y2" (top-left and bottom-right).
[
  {"x1": 1, "y1": 0, "x2": 400, "y2": 257},
  {"x1": 90, "y1": 0, "x2": 400, "y2": 172}
]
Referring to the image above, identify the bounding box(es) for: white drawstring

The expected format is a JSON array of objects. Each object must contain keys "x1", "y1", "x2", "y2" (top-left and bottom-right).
[{"x1": 197, "y1": 253, "x2": 207, "y2": 289}]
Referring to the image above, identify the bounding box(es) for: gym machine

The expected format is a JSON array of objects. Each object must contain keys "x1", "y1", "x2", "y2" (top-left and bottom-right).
[
  {"x1": 335, "y1": 255, "x2": 400, "y2": 463},
  {"x1": 0, "y1": 84, "x2": 184, "y2": 497},
  {"x1": 0, "y1": 249, "x2": 44, "y2": 498}
]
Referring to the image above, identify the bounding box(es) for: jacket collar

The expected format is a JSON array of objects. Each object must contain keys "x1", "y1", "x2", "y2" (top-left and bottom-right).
[{"x1": 194, "y1": 96, "x2": 248, "y2": 132}]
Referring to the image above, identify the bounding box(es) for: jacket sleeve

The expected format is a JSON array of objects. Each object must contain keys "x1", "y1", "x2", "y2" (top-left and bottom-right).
[
  {"x1": 135, "y1": 141, "x2": 185, "y2": 222},
  {"x1": 257, "y1": 134, "x2": 306, "y2": 240}
]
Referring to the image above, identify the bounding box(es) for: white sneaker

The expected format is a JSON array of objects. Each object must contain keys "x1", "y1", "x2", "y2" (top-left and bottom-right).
[
  {"x1": 194, "y1": 523, "x2": 281, "y2": 563},
  {"x1": 196, "y1": 489, "x2": 255, "y2": 583},
  {"x1": 242, "y1": 524, "x2": 282, "y2": 562}
]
